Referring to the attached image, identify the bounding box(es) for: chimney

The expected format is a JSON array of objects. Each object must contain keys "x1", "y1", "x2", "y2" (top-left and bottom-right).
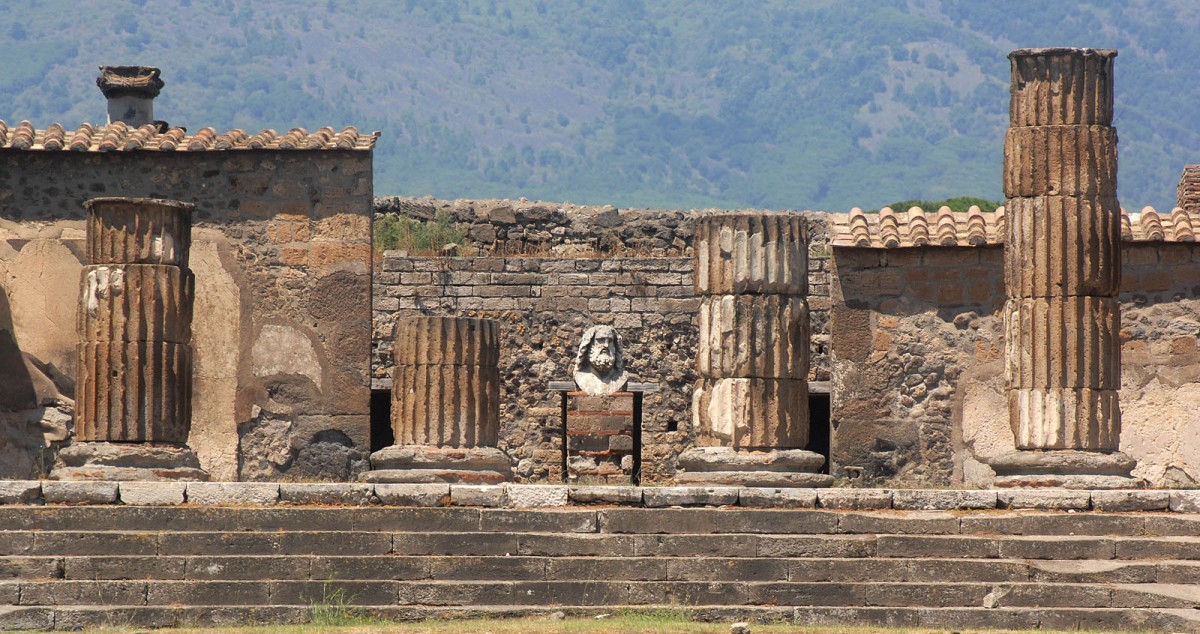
[
  {"x1": 1179, "y1": 165, "x2": 1200, "y2": 213},
  {"x1": 96, "y1": 66, "x2": 163, "y2": 127}
]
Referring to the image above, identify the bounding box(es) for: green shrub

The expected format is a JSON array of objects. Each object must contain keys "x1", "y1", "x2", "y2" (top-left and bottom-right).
[
  {"x1": 870, "y1": 196, "x2": 1001, "y2": 213},
  {"x1": 374, "y1": 211, "x2": 465, "y2": 254}
]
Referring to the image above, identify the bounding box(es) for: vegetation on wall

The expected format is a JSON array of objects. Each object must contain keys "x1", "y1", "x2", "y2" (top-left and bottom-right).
[
  {"x1": 1, "y1": 1, "x2": 1197, "y2": 212},
  {"x1": 374, "y1": 212, "x2": 465, "y2": 254}
]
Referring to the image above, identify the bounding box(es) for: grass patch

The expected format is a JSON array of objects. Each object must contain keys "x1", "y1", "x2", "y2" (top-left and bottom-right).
[{"x1": 374, "y1": 211, "x2": 466, "y2": 254}]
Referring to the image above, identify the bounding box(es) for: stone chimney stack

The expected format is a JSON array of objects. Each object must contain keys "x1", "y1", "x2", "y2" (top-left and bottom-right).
[
  {"x1": 96, "y1": 66, "x2": 163, "y2": 127},
  {"x1": 1179, "y1": 165, "x2": 1200, "y2": 213}
]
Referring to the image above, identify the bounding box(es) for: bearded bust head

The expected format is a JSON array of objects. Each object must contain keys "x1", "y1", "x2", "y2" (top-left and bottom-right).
[{"x1": 572, "y1": 325, "x2": 629, "y2": 396}]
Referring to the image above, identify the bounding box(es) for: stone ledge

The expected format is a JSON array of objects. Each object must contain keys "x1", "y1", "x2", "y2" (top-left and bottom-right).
[{"x1": 1, "y1": 481, "x2": 1197, "y2": 511}]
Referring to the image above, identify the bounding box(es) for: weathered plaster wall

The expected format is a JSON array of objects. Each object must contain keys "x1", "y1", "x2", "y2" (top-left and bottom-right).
[
  {"x1": 833, "y1": 243, "x2": 1200, "y2": 488},
  {"x1": 0, "y1": 150, "x2": 373, "y2": 481}
]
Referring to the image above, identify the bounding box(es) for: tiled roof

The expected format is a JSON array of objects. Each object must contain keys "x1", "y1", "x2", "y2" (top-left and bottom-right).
[
  {"x1": 0, "y1": 121, "x2": 378, "y2": 152},
  {"x1": 829, "y1": 205, "x2": 1199, "y2": 248}
]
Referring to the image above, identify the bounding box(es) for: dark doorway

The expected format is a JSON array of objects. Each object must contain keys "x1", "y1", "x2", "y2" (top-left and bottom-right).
[
  {"x1": 370, "y1": 389, "x2": 393, "y2": 452},
  {"x1": 806, "y1": 392, "x2": 831, "y2": 474}
]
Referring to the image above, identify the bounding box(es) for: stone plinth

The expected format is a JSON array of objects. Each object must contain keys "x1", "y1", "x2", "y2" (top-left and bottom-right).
[
  {"x1": 697, "y1": 294, "x2": 809, "y2": 379},
  {"x1": 984, "y1": 449, "x2": 1141, "y2": 489},
  {"x1": 997, "y1": 47, "x2": 1127, "y2": 485},
  {"x1": 56, "y1": 197, "x2": 204, "y2": 482},
  {"x1": 675, "y1": 446, "x2": 833, "y2": 488},
  {"x1": 372, "y1": 316, "x2": 509, "y2": 483},
  {"x1": 695, "y1": 212, "x2": 808, "y2": 295}
]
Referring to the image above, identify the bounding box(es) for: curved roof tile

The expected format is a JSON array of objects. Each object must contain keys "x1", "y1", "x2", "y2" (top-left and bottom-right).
[
  {"x1": 0, "y1": 120, "x2": 378, "y2": 152},
  {"x1": 830, "y1": 205, "x2": 1200, "y2": 246}
]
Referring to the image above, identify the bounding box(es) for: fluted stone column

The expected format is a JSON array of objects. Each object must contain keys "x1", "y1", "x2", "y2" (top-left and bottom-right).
[
  {"x1": 677, "y1": 212, "x2": 832, "y2": 487},
  {"x1": 53, "y1": 197, "x2": 206, "y2": 481},
  {"x1": 988, "y1": 48, "x2": 1139, "y2": 488},
  {"x1": 364, "y1": 316, "x2": 511, "y2": 483}
]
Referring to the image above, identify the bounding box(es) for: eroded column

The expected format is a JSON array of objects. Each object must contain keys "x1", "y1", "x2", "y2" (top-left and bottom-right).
[
  {"x1": 53, "y1": 197, "x2": 206, "y2": 481},
  {"x1": 365, "y1": 316, "x2": 511, "y2": 483},
  {"x1": 677, "y1": 212, "x2": 831, "y2": 487},
  {"x1": 990, "y1": 48, "x2": 1139, "y2": 488}
]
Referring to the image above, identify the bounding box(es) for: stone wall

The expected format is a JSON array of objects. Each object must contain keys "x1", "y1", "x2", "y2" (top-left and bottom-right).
[
  {"x1": 0, "y1": 150, "x2": 374, "y2": 481},
  {"x1": 832, "y1": 243, "x2": 1200, "y2": 489},
  {"x1": 371, "y1": 247, "x2": 831, "y2": 483}
]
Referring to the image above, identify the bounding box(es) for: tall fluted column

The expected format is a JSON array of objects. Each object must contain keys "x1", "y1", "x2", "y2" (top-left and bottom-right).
[
  {"x1": 989, "y1": 48, "x2": 1140, "y2": 488},
  {"x1": 53, "y1": 197, "x2": 206, "y2": 481},
  {"x1": 364, "y1": 316, "x2": 511, "y2": 483},
  {"x1": 677, "y1": 212, "x2": 831, "y2": 487}
]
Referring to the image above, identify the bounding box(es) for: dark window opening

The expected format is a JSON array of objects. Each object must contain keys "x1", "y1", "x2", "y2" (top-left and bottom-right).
[
  {"x1": 370, "y1": 389, "x2": 394, "y2": 452},
  {"x1": 806, "y1": 392, "x2": 831, "y2": 474}
]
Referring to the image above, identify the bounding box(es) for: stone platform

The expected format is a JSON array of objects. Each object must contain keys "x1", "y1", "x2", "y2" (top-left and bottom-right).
[{"x1": 0, "y1": 487, "x2": 1199, "y2": 632}]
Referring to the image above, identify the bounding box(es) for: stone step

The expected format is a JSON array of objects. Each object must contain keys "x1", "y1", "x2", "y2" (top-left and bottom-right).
[
  {"x1": 4, "y1": 604, "x2": 1200, "y2": 633},
  {"x1": 4, "y1": 580, "x2": 1197, "y2": 610},
  {"x1": 6, "y1": 555, "x2": 1200, "y2": 585}
]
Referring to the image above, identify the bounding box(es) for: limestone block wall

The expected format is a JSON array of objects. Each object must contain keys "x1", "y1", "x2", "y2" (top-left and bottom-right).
[
  {"x1": 832, "y1": 242, "x2": 1200, "y2": 488},
  {"x1": 0, "y1": 150, "x2": 373, "y2": 482}
]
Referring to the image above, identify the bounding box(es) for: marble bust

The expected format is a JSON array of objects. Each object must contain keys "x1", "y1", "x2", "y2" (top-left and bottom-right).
[{"x1": 572, "y1": 325, "x2": 629, "y2": 396}]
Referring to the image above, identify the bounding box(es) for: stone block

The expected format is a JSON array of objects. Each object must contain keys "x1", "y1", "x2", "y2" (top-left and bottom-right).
[
  {"x1": 41, "y1": 481, "x2": 118, "y2": 505},
  {"x1": 891, "y1": 490, "x2": 997, "y2": 511},
  {"x1": 1003, "y1": 297, "x2": 1120, "y2": 390},
  {"x1": 837, "y1": 512, "x2": 959, "y2": 535},
  {"x1": 78, "y1": 265, "x2": 194, "y2": 344},
  {"x1": 119, "y1": 482, "x2": 186, "y2": 506},
  {"x1": 694, "y1": 212, "x2": 808, "y2": 295},
  {"x1": 394, "y1": 532, "x2": 516, "y2": 556},
  {"x1": 546, "y1": 557, "x2": 665, "y2": 581},
  {"x1": 757, "y1": 535, "x2": 875, "y2": 558},
  {"x1": 374, "y1": 483, "x2": 450, "y2": 507},
  {"x1": 75, "y1": 340, "x2": 192, "y2": 442},
  {"x1": 480, "y1": 509, "x2": 597, "y2": 533},
  {"x1": 697, "y1": 294, "x2": 809, "y2": 379},
  {"x1": 642, "y1": 487, "x2": 738, "y2": 507},
  {"x1": 999, "y1": 536, "x2": 1114, "y2": 560},
  {"x1": 567, "y1": 486, "x2": 642, "y2": 505},
  {"x1": 503, "y1": 485, "x2": 568, "y2": 508},
  {"x1": 1089, "y1": 490, "x2": 1170, "y2": 512},
  {"x1": 0, "y1": 481, "x2": 40, "y2": 504},
  {"x1": 1004, "y1": 196, "x2": 1120, "y2": 298},
  {"x1": 692, "y1": 377, "x2": 808, "y2": 448},
  {"x1": 518, "y1": 533, "x2": 635, "y2": 557},
  {"x1": 817, "y1": 489, "x2": 892, "y2": 510},
  {"x1": 599, "y1": 508, "x2": 840, "y2": 535},
  {"x1": 997, "y1": 489, "x2": 1091, "y2": 510},
  {"x1": 1170, "y1": 490, "x2": 1200, "y2": 513},
  {"x1": 186, "y1": 482, "x2": 279, "y2": 506},
  {"x1": 1002, "y1": 125, "x2": 1117, "y2": 198},
  {"x1": 1009, "y1": 48, "x2": 1116, "y2": 127},
  {"x1": 278, "y1": 483, "x2": 374, "y2": 506},
  {"x1": 876, "y1": 535, "x2": 1000, "y2": 559},
  {"x1": 450, "y1": 485, "x2": 505, "y2": 507},
  {"x1": 738, "y1": 488, "x2": 818, "y2": 508}
]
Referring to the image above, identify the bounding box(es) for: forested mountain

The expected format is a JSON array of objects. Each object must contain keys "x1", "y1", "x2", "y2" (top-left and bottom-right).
[{"x1": 2, "y1": 0, "x2": 1198, "y2": 211}]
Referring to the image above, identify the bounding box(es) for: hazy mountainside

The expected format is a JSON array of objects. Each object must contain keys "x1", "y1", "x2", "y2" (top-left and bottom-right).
[{"x1": 2, "y1": 0, "x2": 1198, "y2": 211}]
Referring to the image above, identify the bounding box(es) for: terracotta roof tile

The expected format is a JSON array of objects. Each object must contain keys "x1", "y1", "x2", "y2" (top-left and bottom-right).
[
  {"x1": 0, "y1": 121, "x2": 378, "y2": 152},
  {"x1": 830, "y1": 204, "x2": 1200, "y2": 247}
]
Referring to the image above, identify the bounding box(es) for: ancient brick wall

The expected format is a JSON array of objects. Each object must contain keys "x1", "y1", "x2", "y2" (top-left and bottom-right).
[
  {"x1": 832, "y1": 243, "x2": 1200, "y2": 488},
  {"x1": 0, "y1": 150, "x2": 374, "y2": 482},
  {"x1": 371, "y1": 250, "x2": 831, "y2": 483}
]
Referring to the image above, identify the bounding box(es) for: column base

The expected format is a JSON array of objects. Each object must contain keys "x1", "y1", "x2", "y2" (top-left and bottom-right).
[
  {"x1": 982, "y1": 450, "x2": 1144, "y2": 489},
  {"x1": 49, "y1": 441, "x2": 209, "y2": 481},
  {"x1": 362, "y1": 445, "x2": 512, "y2": 484},
  {"x1": 674, "y1": 447, "x2": 833, "y2": 488}
]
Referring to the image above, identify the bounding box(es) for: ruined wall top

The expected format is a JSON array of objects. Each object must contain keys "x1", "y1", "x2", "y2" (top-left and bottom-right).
[
  {"x1": 0, "y1": 120, "x2": 379, "y2": 152},
  {"x1": 828, "y1": 205, "x2": 1199, "y2": 249}
]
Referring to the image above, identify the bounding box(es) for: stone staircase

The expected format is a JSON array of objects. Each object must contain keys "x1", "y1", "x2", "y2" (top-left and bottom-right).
[{"x1": 1, "y1": 505, "x2": 1199, "y2": 631}]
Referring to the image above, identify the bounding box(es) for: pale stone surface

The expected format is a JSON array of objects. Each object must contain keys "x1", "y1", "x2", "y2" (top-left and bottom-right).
[
  {"x1": 119, "y1": 481, "x2": 186, "y2": 505},
  {"x1": 1004, "y1": 196, "x2": 1121, "y2": 298},
  {"x1": 186, "y1": 482, "x2": 279, "y2": 506},
  {"x1": 642, "y1": 486, "x2": 738, "y2": 507},
  {"x1": 1089, "y1": 490, "x2": 1169, "y2": 512},
  {"x1": 697, "y1": 294, "x2": 808, "y2": 379},
  {"x1": 678, "y1": 447, "x2": 825, "y2": 472},
  {"x1": 362, "y1": 469, "x2": 510, "y2": 485},
  {"x1": 51, "y1": 442, "x2": 207, "y2": 482},
  {"x1": 986, "y1": 450, "x2": 1137, "y2": 475},
  {"x1": 1169, "y1": 490, "x2": 1200, "y2": 513},
  {"x1": 998, "y1": 489, "x2": 1091, "y2": 510},
  {"x1": 674, "y1": 471, "x2": 833, "y2": 489},
  {"x1": 1008, "y1": 48, "x2": 1116, "y2": 127},
  {"x1": 567, "y1": 485, "x2": 642, "y2": 504},
  {"x1": 393, "y1": 316, "x2": 500, "y2": 367},
  {"x1": 450, "y1": 484, "x2": 505, "y2": 507},
  {"x1": 251, "y1": 324, "x2": 323, "y2": 390},
  {"x1": 738, "y1": 487, "x2": 818, "y2": 508},
  {"x1": 993, "y1": 474, "x2": 1144, "y2": 490},
  {"x1": 692, "y1": 377, "x2": 808, "y2": 448},
  {"x1": 279, "y1": 483, "x2": 374, "y2": 506},
  {"x1": 187, "y1": 237, "x2": 241, "y2": 481},
  {"x1": 370, "y1": 445, "x2": 510, "y2": 470},
  {"x1": 504, "y1": 484, "x2": 568, "y2": 508},
  {"x1": 817, "y1": 489, "x2": 892, "y2": 510},
  {"x1": 695, "y1": 212, "x2": 808, "y2": 295},
  {"x1": 374, "y1": 483, "x2": 450, "y2": 507},
  {"x1": 892, "y1": 489, "x2": 998, "y2": 511},
  {"x1": 0, "y1": 481, "x2": 40, "y2": 504},
  {"x1": 41, "y1": 481, "x2": 119, "y2": 504},
  {"x1": 572, "y1": 325, "x2": 629, "y2": 396}
]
